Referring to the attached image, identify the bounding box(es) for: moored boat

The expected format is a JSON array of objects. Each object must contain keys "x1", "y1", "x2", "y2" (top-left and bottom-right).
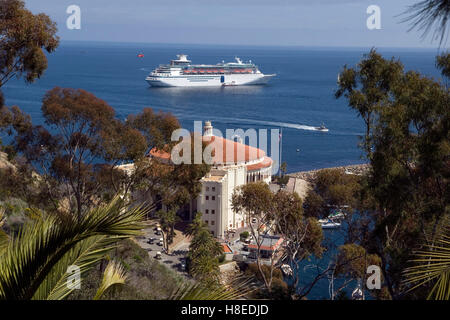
[{"x1": 146, "y1": 54, "x2": 276, "y2": 87}]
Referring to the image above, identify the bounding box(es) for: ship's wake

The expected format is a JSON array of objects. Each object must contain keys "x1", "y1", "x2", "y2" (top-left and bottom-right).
[{"x1": 217, "y1": 117, "x2": 321, "y2": 132}]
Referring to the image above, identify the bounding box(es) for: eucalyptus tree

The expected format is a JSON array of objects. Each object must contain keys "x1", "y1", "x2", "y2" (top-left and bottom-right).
[
  {"x1": 336, "y1": 50, "x2": 449, "y2": 299},
  {"x1": 0, "y1": 0, "x2": 59, "y2": 104},
  {"x1": 401, "y1": 0, "x2": 450, "y2": 45}
]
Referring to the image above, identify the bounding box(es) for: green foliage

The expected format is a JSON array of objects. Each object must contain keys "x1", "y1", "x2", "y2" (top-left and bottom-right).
[
  {"x1": 304, "y1": 168, "x2": 362, "y2": 220},
  {"x1": 0, "y1": 0, "x2": 59, "y2": 89},
  {"x1": 403, "y1": 220, "x2": 450, "y2": 300},
  {"x1": 436, "y1": 52, "x2": 450, "y2": 79},
  {"x1": 401, "y1": 0, "x2": 450, "y2": 45},
  {"x1": 187, "y1": 216, "x2": 223, "y2": 284},
  {"x1": 70, "y1": 239, "x2": 183, "y2": 300},
  {"x1": 232, "y1": 181, "x2": 274, "y2": 218},
  {"x1": 170, "y1": 276, "x2": 253, "y2": 300},
  {"x1": 240, "y1": 231, "x2": 250, "y2": 240},
  {"x1": 335, "y1": 244, "x2": 381, "y2": 280},
  {"x1": 0, "y1": 196, "x2": 148, "y2": 300},
  {"x1": 3, "y1": 87, "x2": 196, "y2": 220},
  {"x1": 156, "y1": 208, "x2": 180, "y2": 251},
  {"x1": 337, "y1": 49, "x2": 449, "y2": 299}
]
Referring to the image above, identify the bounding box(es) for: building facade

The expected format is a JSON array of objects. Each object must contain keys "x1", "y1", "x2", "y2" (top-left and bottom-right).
[{"x1": 150, "y1": 121, "x2": 273, "y2": 239}]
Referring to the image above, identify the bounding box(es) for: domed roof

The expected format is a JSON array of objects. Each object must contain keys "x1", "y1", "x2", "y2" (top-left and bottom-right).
[
  {"x1": 149, "y1": 134, "x2": 266, "y2": 165},
  {"x1": 149, "y1": 121, "x2": 272, "y2": 170}
]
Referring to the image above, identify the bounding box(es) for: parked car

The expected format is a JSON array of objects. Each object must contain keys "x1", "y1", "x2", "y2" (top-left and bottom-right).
[
  {"x1": 158, "y1": 238, "x2": 164, "y2": 246},
  {"x1": 180, "y1": 260, "x2": 186, "y2": 271},
  {"x1": 155, "y1": 251, "x2": 162, "y2": 260}
]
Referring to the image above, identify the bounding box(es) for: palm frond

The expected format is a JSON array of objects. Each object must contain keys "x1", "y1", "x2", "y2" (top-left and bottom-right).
[
  {"x1": 170, "y1": 276, "x2": 254, "y2": 300},
  {"x1": 32, "y1": 236, "x2": 123, "y2": 300},
  {"x1": 0, "y1": 209, "x2": 9, "y2": 256},
  {"x1": 403, "y1": 229, "x2": 450, "y2": 300},
  {"x1": 0, "y1": 197, "x2": 148, "y2": 300},
  {"x1": 93, "y1": 260, "x2": 127, "y2": 300}
]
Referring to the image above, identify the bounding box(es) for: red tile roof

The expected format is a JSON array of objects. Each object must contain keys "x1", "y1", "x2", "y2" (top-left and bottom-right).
[
  {"x1": 246, "y1": 156, "x2": 273, "y2": 171},
  {"x1": 221, "y1": 243, "x2": 233, "y2": 253},
  {"x1": 247, "y1": 237, "x2": 284, "y2": 251},
  {"x1": 149, "y1": 134, "x2": 271, "y2": 167}
]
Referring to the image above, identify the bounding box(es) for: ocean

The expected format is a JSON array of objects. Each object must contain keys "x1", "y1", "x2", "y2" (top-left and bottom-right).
[
  {"x1": 2, "y1": 41, "x2": 443, "y2": 174},
  {"x1": 1, "y1": 42, "x2": 443, "y2": 299}
]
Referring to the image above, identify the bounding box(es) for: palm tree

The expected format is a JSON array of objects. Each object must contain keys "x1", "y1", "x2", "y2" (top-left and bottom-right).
[
  {"x1": 0, "y1": 199, "x2": 248, "y2": 300},
  {"x1": 403, "y1": 221, "x2": 450, "y2": 300},
  {"x1": 0, "y1": 197, "x2": 148, "y2": 300},
  {"x1": 401, "y1": 0, "x2": 450, "y2": 45}
]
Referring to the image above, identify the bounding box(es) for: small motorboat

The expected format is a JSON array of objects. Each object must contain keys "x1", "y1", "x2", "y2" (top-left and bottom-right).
[
  {"x1": 281, "y1": 264, "x2": 293, "y2": 276},
  {"x1": 328, "y1": 211, "x2": 346, "y2": 221},
  {"x1": 137, "y1": 53, "x2": 144, "y2": 58},
  {"x1": 315, "y1": 123, "x2": 329, "y2": 132},
  {"x1": 318, "y1": 219, "x2": 341, "y2": 229}
]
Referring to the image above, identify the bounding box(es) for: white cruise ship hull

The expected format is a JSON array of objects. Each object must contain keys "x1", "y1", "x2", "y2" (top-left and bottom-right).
[{"x1": 146, "y1": 73, "x2": 275, "y2": 87}]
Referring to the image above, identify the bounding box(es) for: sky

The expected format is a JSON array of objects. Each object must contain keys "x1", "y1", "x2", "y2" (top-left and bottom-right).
[{"x1": 25, "y1": 0, "x2": 449, "y2": 48}]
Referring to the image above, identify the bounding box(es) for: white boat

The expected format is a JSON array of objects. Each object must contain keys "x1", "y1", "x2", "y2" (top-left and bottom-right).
[
  {"x1": 315, "y1": 123, "x2": 329, "y2": 132},
  {"x1": 146, "y1": 54, "x2": 276, "y2": 87},
  {"x1": 281, "y1": 264, "x2": 293, "y2": 276},
  {"x1": 328, "y1": 211, "x2": 346, "y2": 220},
  {"x1": 318, "y1": 219, "x2": 341, "y2": 229},
  {"x1": 351, "y1": 281, "x2": 364, "y2": 300}
]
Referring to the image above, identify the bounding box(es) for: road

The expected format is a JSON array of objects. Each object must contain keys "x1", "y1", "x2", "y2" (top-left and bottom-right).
[{"x1": 135, "y1": 225, "x2": 190, "y2": 278}]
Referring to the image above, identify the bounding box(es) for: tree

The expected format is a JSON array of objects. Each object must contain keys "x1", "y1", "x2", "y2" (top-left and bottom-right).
[
  {"x1": 185, "y1": 212, "x2": 207, "y2": 237},
  {"x1": 401, "y1": 0, "x2": 450, "y2": 45},
  {"x1": 0, "y1": 0, "x2": 59, "y2": 105},
  {"x1": 232, "y1": 182, "x2": 276, "y2": 292},
  {"x1": 274, "y1": 162, "x2": 289, "y2": 186},
  {"x1": 8, "y1": 89, "x2": 187, "y2": 219},
  {"x1": 156, "y1": 207, "x2": 180, "y2": 252},
  {"x1": 10, "y1": 88, "x2": 124, "y2": 219},
  {"x1": 187, "y1": 214, "x2": 223, "y2": 284},
  {"x1": 336, "y1": 50, "x2": 450, "y2": 299},
  {"x1": 336, "y1": 49, "x2": 404, "y2": 159},
  {"x1": 0, "y1": 197, "x2": 148, "y2": 300},
  {"x1": 403, "y1": 218, "x2": 450, "y2": 300},
  {"x1": 333, "y1": 244, "x2": 382, "y2": 300},
  {"x1": 272, "y1": 191, "x2": 324, "y2": 299},
  {"x1": 232, "y1": 183, "x2": 325, "y2": 298}
]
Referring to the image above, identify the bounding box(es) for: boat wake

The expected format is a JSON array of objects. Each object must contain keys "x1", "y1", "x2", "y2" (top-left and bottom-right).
[{"x1": 218, "y1": 117, "x2": 322, "y2": 132}]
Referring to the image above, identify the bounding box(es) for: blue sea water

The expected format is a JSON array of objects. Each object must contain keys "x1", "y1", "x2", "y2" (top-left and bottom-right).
[
  {"x1": 1, "y1": 42, "x2": 443, "y2": 299},
  {"x1": 2, "y1": 41, "x2": 443, "y2": 173}
]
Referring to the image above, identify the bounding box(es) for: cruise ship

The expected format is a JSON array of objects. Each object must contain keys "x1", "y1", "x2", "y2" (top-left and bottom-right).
[{"x1": 145, "y1": 54, "x2": 276, "y2": 87}]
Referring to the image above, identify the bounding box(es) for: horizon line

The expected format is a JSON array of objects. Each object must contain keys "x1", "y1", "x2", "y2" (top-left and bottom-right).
[{"x1": 59, "y1": 39, "x2": 445, "y2": 52}]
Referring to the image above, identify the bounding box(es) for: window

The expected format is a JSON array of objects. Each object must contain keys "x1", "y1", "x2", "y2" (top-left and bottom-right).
[
  {"x1": 211, "y1": 210, "x2": 215, "y2": 214},
  {"x1": 206, "y1": 196, "x2": 209, "y2": 200},
  {"x1": 212, "y1": 196, "x2": 215, "y2": 201},
  {"x1": 205, "y1": 209, "x2": 209, "y2": 214},
  {"x1": 212, "y1": 187, "x2": 216, "y2": 192},
  {"x1": 205, "y1": 220, "x2": 209, "y2": 225},
  {"x1": 206, "y1": 186, "x2": 209, "y2": 191},
  {"x1": 211, "y1": 221, "x2": 215, "y2": 226}
]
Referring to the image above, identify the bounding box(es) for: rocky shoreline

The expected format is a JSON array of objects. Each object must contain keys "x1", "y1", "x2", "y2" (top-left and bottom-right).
[{"x1": 287, "y1": 163, "x2": 370, "y2": 184}]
